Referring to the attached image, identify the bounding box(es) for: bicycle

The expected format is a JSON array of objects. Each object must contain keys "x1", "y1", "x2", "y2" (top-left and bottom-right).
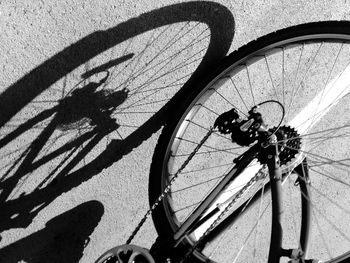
[{"x1": 95, "y1": 21, "x2": 350, "y2": 263}]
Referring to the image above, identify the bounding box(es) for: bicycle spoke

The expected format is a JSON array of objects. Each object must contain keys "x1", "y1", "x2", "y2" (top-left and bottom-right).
[
  {"x1": 226, "y1": 76, "x2": 250, "y2": 114},
  {"x1": 312, "y1": 209, "x2": 333, "y2": 258},
  {"x1": 245, "y1": 64, "x2": 256, "y2": 107},
  {"x1": 252, "y1": 176, "x2": 268, "y2": 259},
  {"x1": 174, "y1": 137, "x2": 241, "y2": 156},
  {"x1": 309, "y1": 166, "x2": 350, "y2": 187},
  {"x1": 283, "y1": 144, "x2": 350, "y2": 168},
  {"x1": 232, "y1": 202, "x2": 270, "y2": 263}
]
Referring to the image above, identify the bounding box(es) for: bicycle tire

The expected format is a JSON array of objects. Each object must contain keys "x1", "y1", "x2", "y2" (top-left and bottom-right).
[{"x1": 149, "y1": 21, "x2": 350, "y2": 263}]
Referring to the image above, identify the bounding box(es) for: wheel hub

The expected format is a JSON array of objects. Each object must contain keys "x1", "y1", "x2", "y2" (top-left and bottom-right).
[
  {"x1": 257, "y1": 125, "x2": 301, "y2": 166},
  {"x1": 274, "y1": 125, "x2": 301, "y2": 165}
]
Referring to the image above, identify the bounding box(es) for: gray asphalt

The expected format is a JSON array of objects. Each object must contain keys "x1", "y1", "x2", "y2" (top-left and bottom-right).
[{"x1": 1, "y1": 1, "x2": 350, "y2": 262}]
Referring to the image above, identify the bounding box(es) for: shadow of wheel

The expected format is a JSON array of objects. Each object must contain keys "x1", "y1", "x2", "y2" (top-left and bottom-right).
[{"x1": 0, "y1": 0, "x2": 235, "y2": 238}]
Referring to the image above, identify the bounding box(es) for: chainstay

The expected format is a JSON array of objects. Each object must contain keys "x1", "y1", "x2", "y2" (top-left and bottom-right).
[
  {"x1": 179, "y1": 165, "x2": 268, "y2": 263},
  {"x1": 126, "y1": 127, "x2": 215, "y2": 245}
]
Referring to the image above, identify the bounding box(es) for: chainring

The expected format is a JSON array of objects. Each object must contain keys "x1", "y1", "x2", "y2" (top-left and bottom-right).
[{"x1": 95, "y1": 244, "x2": 155, "y2": 263}]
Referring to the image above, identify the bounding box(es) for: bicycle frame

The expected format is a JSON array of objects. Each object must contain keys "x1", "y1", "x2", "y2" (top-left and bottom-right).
[
  {"x1": 154, "y1": 136, "x2": 310, "y2": 263},
  {"x1": 173, "y1": 143, "x2": 260, "y2": 244}
]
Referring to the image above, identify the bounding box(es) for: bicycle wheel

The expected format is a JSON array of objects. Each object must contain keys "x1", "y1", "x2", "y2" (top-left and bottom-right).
[{"x1": 149, "y1": 21, "x2": 350, "y2": 263}]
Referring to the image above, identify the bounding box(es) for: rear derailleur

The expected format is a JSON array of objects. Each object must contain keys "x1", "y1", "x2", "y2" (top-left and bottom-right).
[{"x1": 214, "y1": 106, "x2": 301, "y2": 167}]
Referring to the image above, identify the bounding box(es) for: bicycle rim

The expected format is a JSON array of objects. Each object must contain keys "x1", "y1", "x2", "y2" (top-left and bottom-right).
[{"x1": 149, "y1": 21, "x2": 350, "y2": 263}]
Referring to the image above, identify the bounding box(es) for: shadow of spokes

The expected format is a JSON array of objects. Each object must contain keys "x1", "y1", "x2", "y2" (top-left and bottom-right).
[{"x1": 0, "y1": 1, "x2": 235, "y2": 245}]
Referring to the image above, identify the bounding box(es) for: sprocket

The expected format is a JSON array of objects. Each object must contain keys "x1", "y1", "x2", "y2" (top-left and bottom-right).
[{"x1": 258, "y1": 126, "x2": 301, "y2": 166}]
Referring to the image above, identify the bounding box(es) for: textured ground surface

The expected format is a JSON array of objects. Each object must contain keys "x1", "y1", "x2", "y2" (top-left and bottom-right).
[{"x1": 1, "y1": 1, "x2": 350, "y2": 262}]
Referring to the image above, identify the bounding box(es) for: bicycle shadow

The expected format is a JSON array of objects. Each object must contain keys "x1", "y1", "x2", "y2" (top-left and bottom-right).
[
  {"x1": 0, "y1": 201, "x2": 104, "y2": 263},
  {"x1": 0, "y1": 1, "x2": 235, "y2": 260},
  {"x1": 0, "y1": 70, "x2": 128, "y2": 206}
]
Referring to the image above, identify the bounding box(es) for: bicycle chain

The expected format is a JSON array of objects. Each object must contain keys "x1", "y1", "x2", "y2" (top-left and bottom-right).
[
  {"x1": 126, "y1": 127, "x2": 267, "y2": 263},
  {"x1": 126, "y1": 127, "x2": 214, "y2": 245}
]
